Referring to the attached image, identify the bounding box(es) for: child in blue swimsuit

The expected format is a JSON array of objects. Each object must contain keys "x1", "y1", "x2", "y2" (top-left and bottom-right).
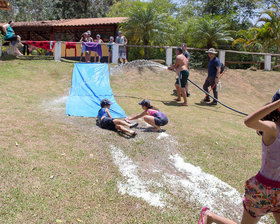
[{"x1": 97, "y1": 99, "x2": 138, "y2": 136}]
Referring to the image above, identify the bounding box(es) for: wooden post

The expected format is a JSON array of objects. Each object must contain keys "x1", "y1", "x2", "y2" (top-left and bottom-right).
[
  {"x1": 112, "y1": 44, "x2": 119, "y2": 64},
  {"x1": 54, "y1": 41, "x2": 62, "y2": 61},
  {"x1": 166, "y1": 47, "x2": 172, "y2": 66},
  {"x1": 264, "y1": 54, "x2": 271, "y2": 71},
  {"x1": 219, "y1": 50, "x2": 226, "y2": 65}
]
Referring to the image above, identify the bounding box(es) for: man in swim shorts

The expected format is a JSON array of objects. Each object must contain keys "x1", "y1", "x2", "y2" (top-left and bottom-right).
[{"x1": 168, "y1": 47, "x2": 189, "y2": 106}]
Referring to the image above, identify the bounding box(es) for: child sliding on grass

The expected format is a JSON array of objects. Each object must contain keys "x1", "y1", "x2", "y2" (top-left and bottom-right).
[
  {"x1": 97, "y1": 99, "x2": 138, "y2": 136},
  {"x1": 128, "y1": 99, "x2": 168, "y2": 132},
  {"x1": 198, "y1": 89, "x2": 280, "y2": 224}
]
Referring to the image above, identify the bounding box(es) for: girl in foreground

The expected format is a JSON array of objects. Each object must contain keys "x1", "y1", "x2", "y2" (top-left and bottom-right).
[
  {"x1": 128, "y1": 99, "x2": 168, "y2": 132},
  {"x1": 98, "y1": 99, "x2": 138, "y2": 136},
  {"x1": 199, "y1": 89, "x2": 280, "y2": 224}
]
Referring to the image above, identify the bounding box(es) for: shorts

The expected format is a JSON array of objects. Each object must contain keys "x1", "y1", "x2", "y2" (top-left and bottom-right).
[
  {"x1": 119, "y1": 49, "x2": 126, "y2": 59},
  {"x1": 243, "y1": 173, "x2": 280, "y2": 218},
  {"x1": 5, "y1": 35, "x2": 18, "y2": 42},
  {"x1": 81, "y1": 45, "x2": 86, "y2": 54},
  {"x1": 154, "y1": 116, "x2": 168, "y2": 126},
  {"x1": 175, "y1": 70, "x2": 189, "y2": 88},
  {"x1": 100, "y1": 117, "x2": 116, "y2": 131}
]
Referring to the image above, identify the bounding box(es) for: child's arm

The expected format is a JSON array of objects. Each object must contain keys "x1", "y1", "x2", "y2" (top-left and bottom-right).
[
  {"x1": 106, "y1": 108, "x2": 113, "y2": 118},
  {"x1": 244, "y1": 99, "x2": 280, "y2": 137},
  {"x1": 129, "y1": 111, "x2": 147, "y2": 120}
]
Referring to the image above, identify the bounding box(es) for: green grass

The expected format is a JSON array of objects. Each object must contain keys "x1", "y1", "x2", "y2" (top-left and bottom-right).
[{"x1": 0, "y1": 59, "x2": 279, "y2": 223}]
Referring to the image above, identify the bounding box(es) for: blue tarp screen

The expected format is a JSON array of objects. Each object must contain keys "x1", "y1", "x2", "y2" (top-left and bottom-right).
[{"x1": 66, "y1": 63, "x2": 126, "y2": 118}]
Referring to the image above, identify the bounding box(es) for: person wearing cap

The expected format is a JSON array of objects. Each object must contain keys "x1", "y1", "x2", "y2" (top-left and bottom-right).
[
  {"x1": 93, "y1": 34, "x2": 103, "y2": 63},
  {"x1": 168, "y1": 47, "x2": 189, "y2": 106},
  {"x1": 203, "y1": 48, "x2": 221, "y2": 105},
  {"x1": 107, "y1": 36, "x2": 115, "y2": 63},
  {"x1": 116, "y1": 31, "x2": 128, "y2": 64},
  {"x1": 128, "y1": 100, "x2": 168, "y2": 132},
  {"x1": 97, "y1": 99, "x2": 138, "y2": 136},
  {"x1": 85, "y1": 31, "x2": 93, "y2": 63},
  {"x1": 80, "y1": 32, "x2": 89, "y2": 62},
  {"x1": 198, "y1": 89, "x2": 280, "y2": 224}
]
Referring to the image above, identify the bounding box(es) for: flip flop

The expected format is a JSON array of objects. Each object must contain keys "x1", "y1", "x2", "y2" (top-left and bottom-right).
[
  {"x1": 198, "y1": 207, "x2": 209, "y2": 224},
  {"x1": 130, "y1": 122, "x2": 139, "y2": 128}
]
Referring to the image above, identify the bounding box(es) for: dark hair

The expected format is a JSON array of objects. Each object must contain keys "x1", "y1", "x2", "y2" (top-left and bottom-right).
[
  {"x1": 8, "y1": 21, "x2": 12, "y2": 24},
  {"x1": 176, "y1": 47, "x2": 183, "y2": 54},
  {"x1": 257, "y1": 102, "x2": 280, "y2": 136},
  {"x1": 148, "y1": 105, "x2": 159, "y2": 111},
  {"x1": 182, "y1": 43, "x2": 187, "y2": 47}
]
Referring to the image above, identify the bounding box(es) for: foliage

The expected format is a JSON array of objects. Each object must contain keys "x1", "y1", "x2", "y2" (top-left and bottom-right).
[
  {"x1": 191, "y1": 16, "x2": 233, "y2": 49},
  {"x1": 119, "y1": 0, "x2": 175, "y2": 59},
  {"x1": 0, "y1": 0, "x2": 120, "y2": 22}
]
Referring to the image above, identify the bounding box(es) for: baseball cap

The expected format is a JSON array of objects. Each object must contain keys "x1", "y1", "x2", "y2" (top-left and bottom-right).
[
  {"x1": 100, "y1": 99, "x2": 112, "y2": 107},
  {"x1": 96, "y1": 34, "x2": 101, "y2": 37},
  {"x1": 272, "y1": 89, "x2": 280, "y2": 102},
  {"x1": 138, "y1": 99, "x2": 151, "y2": 107}
]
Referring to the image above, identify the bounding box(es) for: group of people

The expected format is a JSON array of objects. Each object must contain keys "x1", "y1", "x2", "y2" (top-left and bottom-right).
[
  {"x1": 79, "y1": 30, "x2": 128, "y2": 64},
  {"x1": 97, "y1": 99, "x2": 168, "y2": 137},
  {"x1": 168, "y1": 44, "x2": 221, "y2": 107},
  {"x1": 95, "y1": 42, "x2": 280, "y2": 224}
]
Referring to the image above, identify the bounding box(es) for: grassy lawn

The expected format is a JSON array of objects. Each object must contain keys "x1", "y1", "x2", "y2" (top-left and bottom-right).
[{"x1": 0, "y1": 59, "x2": 279, "y2": 223}]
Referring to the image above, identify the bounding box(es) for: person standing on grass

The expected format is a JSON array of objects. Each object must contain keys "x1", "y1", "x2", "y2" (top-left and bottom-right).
[
  {"x1": 202, "y1": 48, "x2": 221, "y2": 105},
  {"x1": 198, "y1": 89, "x2": 280, "y2": 224},
  {"x1": 116, "y1": 31, "x2": 128, "y2": 64},
  {"x1": 128, "y1": 99, "x2": 168, "y2": 132},
  {"x1": 107, "y1": 36, "x2": 114, "y2": 63},
  {"x1": 181, "y1": 43, "x2": 191, "y2": 97},
  {"x1": 93, "y1": 34, "x2": 103, "y2": 63},
  {"x1": 2, "y1": 21, "x2": 23, "y2": 56},
  {"x1": 97, "y1": 99, "x2": 138, "y2": 137},
  {"x1": 168, "y1": 47, "x2": 189, "y2": 106}
]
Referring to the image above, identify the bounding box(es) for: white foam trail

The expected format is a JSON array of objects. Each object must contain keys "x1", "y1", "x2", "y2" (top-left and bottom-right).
[
  {"x1": 110, "y1": 145, "x2": 166, "y2": 207},
  {"x1": 157, "y1": 132, "x2": 169, "y2": 140},
  {"x1": 42, "y1": 95, "x2": 68, "y2": 111},
  {"x1": 166, "y1": 154, "x2": 267, "y2": 223}
]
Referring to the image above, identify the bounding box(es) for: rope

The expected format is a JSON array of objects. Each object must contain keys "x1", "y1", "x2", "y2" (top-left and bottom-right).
[{"x1": 187, "y1": 78, "x2": 248, "y2": 116}]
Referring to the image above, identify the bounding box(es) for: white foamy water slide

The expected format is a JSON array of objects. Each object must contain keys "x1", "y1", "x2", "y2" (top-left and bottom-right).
[{"x1": 110, "y1": 144, "x2": 267, "y2": 223}]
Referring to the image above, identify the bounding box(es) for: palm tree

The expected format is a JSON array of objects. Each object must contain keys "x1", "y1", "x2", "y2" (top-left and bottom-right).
[
  {"x1": 122, "y1": 2, "x2": 171, "y2": 59},
  {"x1": 193, "y1": 16, "x2": 233, "y2": 49},
  {"x1": 232, "y1": 29, "x2": 263, "y2": 52},
  {"x1": 258, "y1": 7, "x2": 280, "y2": 63}
]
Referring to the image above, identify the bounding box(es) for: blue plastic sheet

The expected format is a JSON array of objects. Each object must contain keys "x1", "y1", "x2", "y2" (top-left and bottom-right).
[{"x1": 66, "y1": 63, "x2": 126, "y2": 118}]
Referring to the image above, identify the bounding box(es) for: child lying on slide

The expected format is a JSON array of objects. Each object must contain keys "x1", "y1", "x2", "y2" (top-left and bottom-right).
[
  {"x1": 97, "y1": 99, "x2": 138, "y2": 136},
  {"x1": 128, "y1": 99, "x2": 168, "y2": 132}
]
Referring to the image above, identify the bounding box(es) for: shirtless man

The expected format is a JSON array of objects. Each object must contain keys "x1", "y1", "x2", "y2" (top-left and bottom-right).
[{"x1": 168, "y1": 47, "x2": 189, "y2": 106}]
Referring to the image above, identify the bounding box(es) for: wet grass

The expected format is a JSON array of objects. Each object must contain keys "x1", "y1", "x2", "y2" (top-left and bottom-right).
[{"x1": 0, "y1": 60, "x2": 279, "y2": 223}]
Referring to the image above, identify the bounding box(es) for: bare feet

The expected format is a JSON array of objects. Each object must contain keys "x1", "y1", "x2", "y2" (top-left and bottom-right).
[
  {"x1": 174, "y1": 98, "x2": 181, "y2": 101},
  {"x1": 179, "y1": 103, "x2": 188, "y2": 106},
  {"x1": 151, "y1": 127, "x2": 161, "y2": 132}
]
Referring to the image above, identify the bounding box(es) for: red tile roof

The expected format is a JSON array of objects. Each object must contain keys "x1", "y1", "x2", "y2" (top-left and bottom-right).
[
  {"x1": 0, "y1": 17, "x2": 128, "y2": 27},
  {"x1": 0, "y1": 0, "x2": 10, "y2": 10}
]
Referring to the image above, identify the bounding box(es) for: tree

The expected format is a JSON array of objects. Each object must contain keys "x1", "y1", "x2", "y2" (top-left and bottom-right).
[
  {"x1": 122, "y1": 1, "x2": 173, "y2": 59},
  {"x1": 192, "y1": 16, "x2": 233, "y2": 49}
]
